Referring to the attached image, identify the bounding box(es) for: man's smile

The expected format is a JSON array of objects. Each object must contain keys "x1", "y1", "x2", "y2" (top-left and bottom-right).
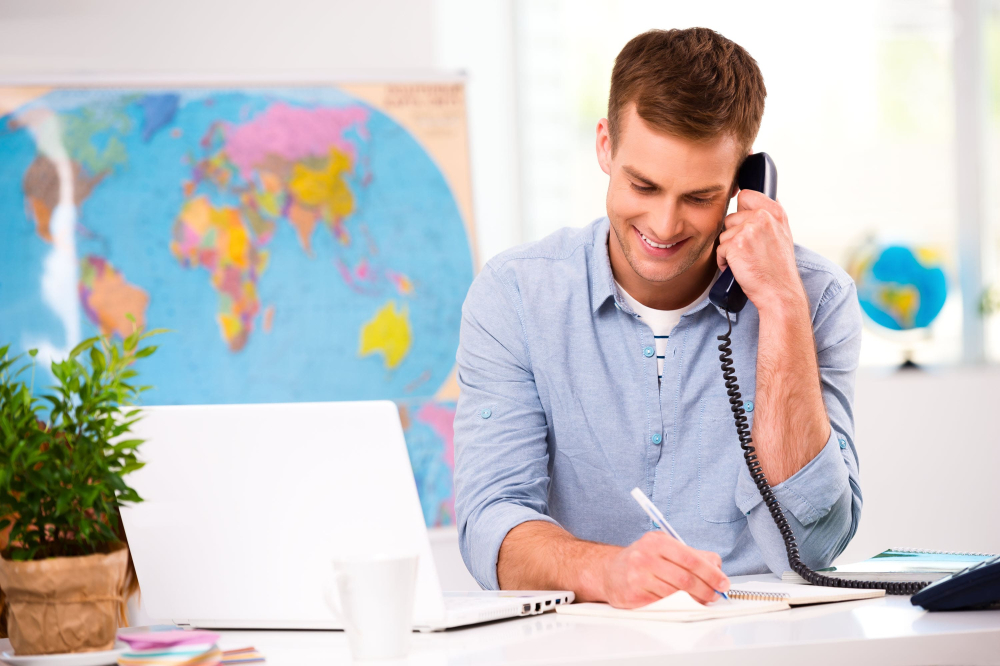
[{"x1": 634, "y1": 226, "x2": 688, "y2": 257}]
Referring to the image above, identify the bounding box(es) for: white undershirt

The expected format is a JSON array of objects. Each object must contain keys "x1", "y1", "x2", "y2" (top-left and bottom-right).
[{"x1": 616, "y1": 279, "x2": 714, "y2": 380}]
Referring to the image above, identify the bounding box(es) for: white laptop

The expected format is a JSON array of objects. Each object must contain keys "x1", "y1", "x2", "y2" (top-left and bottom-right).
[{"x1": 119, "y1": 401, "x2": 572, "y2": 631}]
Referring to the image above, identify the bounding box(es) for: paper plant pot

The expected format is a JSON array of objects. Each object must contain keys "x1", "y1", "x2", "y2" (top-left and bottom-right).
[{"x1": 0, "y1": 543, "x2": 128, "y2": 655}]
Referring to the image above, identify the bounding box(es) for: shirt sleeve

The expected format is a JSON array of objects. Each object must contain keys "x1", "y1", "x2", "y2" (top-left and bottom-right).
[
  {"x1": 453, "y1": 263, "x2": 559, "y2": 590},
  {"x1": 735, "y1": 277, "x2": 864, "y2": 575}
]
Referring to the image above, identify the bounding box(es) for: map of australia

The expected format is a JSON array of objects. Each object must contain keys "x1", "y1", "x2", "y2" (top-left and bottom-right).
[{"x1": 0, "y1": 85, "x2": 474, "y2": 528}]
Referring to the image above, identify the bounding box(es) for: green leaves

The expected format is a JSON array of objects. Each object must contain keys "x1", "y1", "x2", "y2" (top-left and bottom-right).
[
  {"x1": 0, "y1": 330, "x2": 164, "y2": 560},
  {"x1": 69, "y1": 337, "x2": 98, "y2": 360}
]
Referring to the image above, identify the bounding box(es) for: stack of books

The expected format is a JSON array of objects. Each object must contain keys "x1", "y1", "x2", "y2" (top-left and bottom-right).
[{"x1": 118, "y1": 630, "x2": 222, "y2": 666}]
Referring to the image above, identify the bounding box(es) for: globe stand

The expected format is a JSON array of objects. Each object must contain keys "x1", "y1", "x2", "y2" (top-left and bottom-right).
[{"x1": 898, "y1": 350, "x2": 920, "y2": 371}]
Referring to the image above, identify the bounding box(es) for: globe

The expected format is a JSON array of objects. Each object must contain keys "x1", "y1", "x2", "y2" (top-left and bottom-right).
[{"x1": 847, "y1": 241, "x2": 948, "y2": 332}]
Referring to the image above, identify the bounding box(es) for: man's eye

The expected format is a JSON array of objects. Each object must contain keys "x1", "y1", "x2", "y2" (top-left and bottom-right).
[
  {"x1": 630, "y1": 182, "x2": 655, "y2": 194},
  {"x1": 688, "y1": 196, "x2": 714, "y2": 206}
]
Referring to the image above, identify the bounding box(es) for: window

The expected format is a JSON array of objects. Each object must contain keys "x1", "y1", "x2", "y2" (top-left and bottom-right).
[{"x1": 513, "y1": 0, "x2": 970, "y2": 366}]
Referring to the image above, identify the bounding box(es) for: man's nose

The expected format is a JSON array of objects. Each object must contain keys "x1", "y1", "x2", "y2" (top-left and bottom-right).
[{"x1": 649, "y1": 199, "x2": 683, "y2": 239}]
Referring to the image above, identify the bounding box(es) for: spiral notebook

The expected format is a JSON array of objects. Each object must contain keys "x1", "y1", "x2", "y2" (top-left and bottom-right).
[
  {"x1": 728, "y1": 581, "x2": 884, "y2": 605},
  {"x1": 556, "y1": 584, "x2": 882, "y2": 623},
  {"x1": 781, "y1": 548, "x2": 997, "y2": 584}
]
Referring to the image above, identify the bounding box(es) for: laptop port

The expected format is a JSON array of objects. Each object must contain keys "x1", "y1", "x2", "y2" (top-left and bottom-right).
[
  {"x1": 545, "y1": 600, "x2": 551, "y2": 606},
  {"x1": 535, "y1": 602, "x2": 541, "y2": 611},
  {"x1": 522, "y1": 604, "x2": 531, "y2": 613},
  {"x1": 555, "y1": 598, "x2": 561, "y2": 604}
]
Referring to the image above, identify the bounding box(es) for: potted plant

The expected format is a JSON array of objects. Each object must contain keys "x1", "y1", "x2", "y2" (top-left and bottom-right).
[{"x1": 0, "y1": 324, "x2": 161, "y2": 655}]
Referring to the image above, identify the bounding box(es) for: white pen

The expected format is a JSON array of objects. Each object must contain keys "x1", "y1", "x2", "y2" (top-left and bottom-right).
[{"x1": 630, "y1": 487, "x2": 729, "y2": 600}]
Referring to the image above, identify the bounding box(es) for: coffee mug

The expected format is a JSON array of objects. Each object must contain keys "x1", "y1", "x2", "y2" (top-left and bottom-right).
[{"x1": 325, "y1": 554, "x2": 419, "y2": 661}]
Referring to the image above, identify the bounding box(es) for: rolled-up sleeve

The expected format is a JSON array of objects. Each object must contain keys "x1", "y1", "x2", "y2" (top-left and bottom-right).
[
  {"x1": 453, "y1": 263, "x2": 558, "y2": 590},
  {"x1": 736, "y1": 277, "x2": 864, "y2": 574}
]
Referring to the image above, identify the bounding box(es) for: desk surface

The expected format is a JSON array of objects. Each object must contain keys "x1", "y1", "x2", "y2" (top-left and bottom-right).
[{"x1": 212, "y1": 576, "x2": 1000, "y2": 666}]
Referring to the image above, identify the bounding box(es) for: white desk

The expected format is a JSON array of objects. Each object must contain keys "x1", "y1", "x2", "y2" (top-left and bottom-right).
[{"x1": 210, "y1": 575, "x2": 1000, "y2": 666}]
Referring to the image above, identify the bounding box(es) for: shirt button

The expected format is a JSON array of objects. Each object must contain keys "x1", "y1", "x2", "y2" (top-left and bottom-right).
[
  {"x1": 481, "y1": 408, "x2": 492, "y2": 419},
  {"x1": 651, "y1": 433, "x2": 662, "y2": 445},
  {"x1": 838, "y1": 438, "x2": 847, "y2": 449},
  {"x1": 643, "y1": 346, "x2": 654, "y2": 357},
  {"x1": 745, "y1": 401, "x2": 754, "y2": 413}
]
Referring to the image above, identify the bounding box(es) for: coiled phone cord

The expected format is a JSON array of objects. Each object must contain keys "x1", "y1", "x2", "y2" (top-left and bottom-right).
[{"x1": 717, "y1": 309, "x2": 928, "y2": 595}]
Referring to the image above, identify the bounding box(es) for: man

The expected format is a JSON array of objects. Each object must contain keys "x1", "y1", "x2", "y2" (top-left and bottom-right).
[{"x1": 454, "y1": 28, "x2": 862, "y2": 609}]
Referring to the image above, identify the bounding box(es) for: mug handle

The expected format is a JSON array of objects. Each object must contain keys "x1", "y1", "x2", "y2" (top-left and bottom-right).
[{"x1": 323, "y1": 574, "x2": 359, "y2": 636}]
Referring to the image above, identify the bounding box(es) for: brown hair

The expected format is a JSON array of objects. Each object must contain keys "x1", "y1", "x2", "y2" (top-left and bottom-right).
[{"x1": 608, "y1": 28, "x2": 766, "y2": 157}]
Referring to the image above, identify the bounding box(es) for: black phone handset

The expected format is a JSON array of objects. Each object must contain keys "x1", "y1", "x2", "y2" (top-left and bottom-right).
[{"x1": 709, "y1": 153, "x2": 927, "y2": 595}]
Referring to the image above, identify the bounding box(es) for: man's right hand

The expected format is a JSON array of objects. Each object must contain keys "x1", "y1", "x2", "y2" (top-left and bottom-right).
[{"x1": 600, "y1": 531, "x2": 729, "y2": 608}]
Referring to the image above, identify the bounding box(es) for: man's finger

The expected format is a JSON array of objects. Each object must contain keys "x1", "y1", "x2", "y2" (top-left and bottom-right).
[
  {"x1": 723, "y1": 209, "x2": 755, "y2": 230},
  {"x1": 648, "y1": 559, "x2": 720, "y2": 605},
  {"x1": 660, "y1": 537, "x2": 729, "y2": 591},
  {"x1": 736, "y1": 188, "x2": 784, "y2": 220},
  {"x1": 718, "y1": 225, "x2": 741, "y2": 245},
  {"x1": 652, "y1": 536, "x2": 729, "y2": 595},
  {"x1": 638, "y1": 577, "x2": 680, "y2": 605},
  {"x1": 701, "y1": 550, "x2": 724, "y2": 570},
  {"x1": 716, "y1": 236, "x2": 731, "y2": 270}
]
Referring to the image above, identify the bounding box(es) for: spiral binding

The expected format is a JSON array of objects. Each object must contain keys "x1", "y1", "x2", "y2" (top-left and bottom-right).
[
  {"x1": 717, "y1": 310, "x2": 929, "y2": 596},
  {"x1": 727, "y1": 590, "x2": 789, "y2": 602}
]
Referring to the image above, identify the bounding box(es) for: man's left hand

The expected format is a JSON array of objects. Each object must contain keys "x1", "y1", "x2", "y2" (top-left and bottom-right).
[{"x1": 716, "y1": 189, "x2": 805, "y2": 312}]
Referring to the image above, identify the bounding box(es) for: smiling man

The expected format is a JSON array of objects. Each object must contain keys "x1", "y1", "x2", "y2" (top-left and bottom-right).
[{"x1": 454, "y1": 28, "x2": 862, "y2": 608}]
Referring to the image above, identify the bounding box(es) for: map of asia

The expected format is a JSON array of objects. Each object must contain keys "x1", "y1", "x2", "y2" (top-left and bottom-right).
[{"x1": 0, "y1": 82, "x2": 476, "y2": 528}]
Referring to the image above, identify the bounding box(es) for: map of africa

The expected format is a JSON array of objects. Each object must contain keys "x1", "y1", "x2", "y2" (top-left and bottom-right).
[{"x1": 0, "y1": 84, "x2": 475, "y2": 528}]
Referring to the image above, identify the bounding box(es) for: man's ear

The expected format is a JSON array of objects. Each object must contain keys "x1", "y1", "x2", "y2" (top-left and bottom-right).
[
  {"x1": 596, "y1": 118, "x2": 612, "y2": 176},
  {"x1": 729, "y1": 150, "x2": 752, "y2": 198}
]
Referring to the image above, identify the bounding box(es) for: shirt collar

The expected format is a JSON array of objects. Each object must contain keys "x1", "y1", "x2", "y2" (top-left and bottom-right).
[
  {"x1": 589, "y1": 217, "x2": 734, "y2": 320},
  {"x1": 590, "y1": 218, "x2": 619, "y2": 314}
]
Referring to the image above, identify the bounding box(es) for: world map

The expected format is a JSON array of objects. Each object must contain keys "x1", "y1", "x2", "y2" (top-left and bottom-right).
[{"x1": 0, "y1": 86, "x2": 475, "y2": 528}]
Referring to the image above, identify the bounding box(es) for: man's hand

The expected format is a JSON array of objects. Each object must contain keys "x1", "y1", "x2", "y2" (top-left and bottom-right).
[
  {"x1": 498, "y1": 522, "x2": 729, "y2": 609},
  {"x1": 716, "y1": 188, "x2": 805, "y2": 312},
  {"x1": 716, "y1": 188, "x2": 831, "y2": 486},
  {"x1": 600, "y1": 531, "x2": 729, "y2": 608}
]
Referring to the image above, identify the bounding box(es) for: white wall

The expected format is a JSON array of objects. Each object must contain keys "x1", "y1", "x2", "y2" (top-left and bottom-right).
[
  {"x1": 837, "y1": 365, "x2": 1000, "y2": 563},
  {"x1": 0, "y1": 0, "x2": 434, "y2": 76},
  {"x1": 431, "y1": 0, "x2": 522, "y2": 264}
]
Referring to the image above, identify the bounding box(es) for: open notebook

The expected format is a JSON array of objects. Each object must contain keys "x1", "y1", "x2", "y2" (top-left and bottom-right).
[
  {"x1": 728, "y1": 581, "x2": 884, "y2": 605},
  {"x1": 556, "y1": 582, "x2": 884, "y2": 623}
]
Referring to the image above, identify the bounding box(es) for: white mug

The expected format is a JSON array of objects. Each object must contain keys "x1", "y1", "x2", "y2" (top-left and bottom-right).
[{"x1": 325, "y1": 554, "x2": 419, "y2": 661}]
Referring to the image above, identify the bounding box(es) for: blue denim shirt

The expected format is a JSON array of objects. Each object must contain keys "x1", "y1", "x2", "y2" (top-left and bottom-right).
[{"x1": 454, "y1": 218, "x2": 863, "y2": 590}]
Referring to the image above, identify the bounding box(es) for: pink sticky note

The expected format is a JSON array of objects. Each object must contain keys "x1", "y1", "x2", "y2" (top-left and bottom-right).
[{"x1": 118, "y1": 629, "x2": 220, "y2": 651}]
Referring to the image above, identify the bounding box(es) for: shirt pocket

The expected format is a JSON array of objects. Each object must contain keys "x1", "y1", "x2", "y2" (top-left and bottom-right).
[{"x1": 697, "y1": 415, "x2": 748, "y2": 524}]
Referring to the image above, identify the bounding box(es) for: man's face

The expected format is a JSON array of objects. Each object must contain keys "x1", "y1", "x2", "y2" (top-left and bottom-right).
[{"x1": 597, "y1": 104, "x2": 742, "y2": 287}]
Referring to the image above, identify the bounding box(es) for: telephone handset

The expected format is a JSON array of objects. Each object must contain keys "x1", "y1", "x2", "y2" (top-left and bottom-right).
[
  {"x1": 708, "y1": 152, "x2": 777, "y2": 313},
  {"x1": 710, "y1": 152, "x2": 928, "y2": 595}
]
